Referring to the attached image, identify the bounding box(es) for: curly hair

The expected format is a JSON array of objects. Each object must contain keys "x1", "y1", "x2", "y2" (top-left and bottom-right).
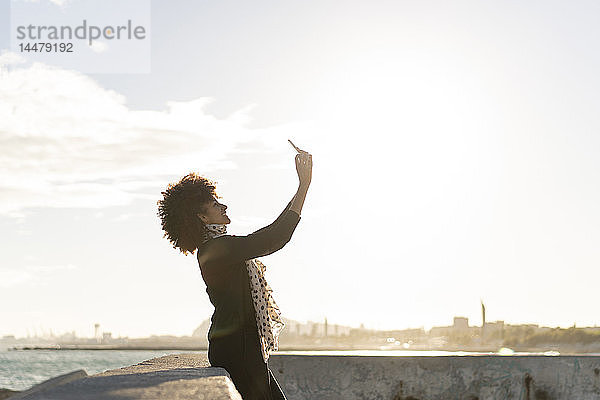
[{"x1": 157, "y1": 172, "x2": 220, "y2": 255}]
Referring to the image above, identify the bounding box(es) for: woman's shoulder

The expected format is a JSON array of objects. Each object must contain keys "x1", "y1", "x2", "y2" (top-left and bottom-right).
[{"x1": 196, "y1": 235, "x2": 234, "y2": 266}]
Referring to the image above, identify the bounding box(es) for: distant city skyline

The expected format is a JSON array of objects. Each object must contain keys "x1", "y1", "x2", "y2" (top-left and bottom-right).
[
  {"x1": 5, "y1": 312, "x2": 600, "y2": 356},
  {"x1": 2, "y1": 0, "x2": 600, "y2": 338},
  {"x1": 2, "y1": 309, "x2": 597, "y2": 341}
]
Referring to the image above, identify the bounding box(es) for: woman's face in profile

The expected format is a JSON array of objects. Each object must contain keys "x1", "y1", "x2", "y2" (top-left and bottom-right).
[{"x1": 198, "y1": 197, "x2": 230, "y2": 225}]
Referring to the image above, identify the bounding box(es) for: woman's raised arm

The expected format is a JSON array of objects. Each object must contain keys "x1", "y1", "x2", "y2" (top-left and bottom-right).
[
  {"x1": 289, "y1": 150, "x2": 312, "y2": 216},
  {"x1": 203, "y1": 150, "x2": 312, "y2": 266}
]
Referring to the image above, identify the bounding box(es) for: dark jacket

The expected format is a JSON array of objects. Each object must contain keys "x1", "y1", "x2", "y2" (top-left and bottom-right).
[{"x1": 197, "y1": 201, "x2": 301, "y2": 341}]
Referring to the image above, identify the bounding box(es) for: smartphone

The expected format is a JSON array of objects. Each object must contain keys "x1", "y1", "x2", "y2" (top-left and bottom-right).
[{"x1": 288, "y1": 139, "x2": 302, "y2": 153}]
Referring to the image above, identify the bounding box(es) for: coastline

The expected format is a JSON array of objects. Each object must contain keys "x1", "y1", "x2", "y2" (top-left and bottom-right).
[{"x1": 8, "y1": 343, "x2": 600, "y2": 354}]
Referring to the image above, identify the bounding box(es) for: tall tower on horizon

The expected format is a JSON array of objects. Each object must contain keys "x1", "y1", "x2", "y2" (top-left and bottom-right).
[{"x1": 481, "y1": 300, "x2": 486, "y2": 340}]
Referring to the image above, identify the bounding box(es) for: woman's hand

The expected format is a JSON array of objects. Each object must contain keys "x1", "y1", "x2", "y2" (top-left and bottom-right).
[{"x1": 295, "y1": 150, "x2": 312, "y2": 188}]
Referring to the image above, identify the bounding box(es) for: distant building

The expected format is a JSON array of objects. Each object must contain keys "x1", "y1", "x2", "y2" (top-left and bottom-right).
[
  {"x1": 481, "y1": 301, "x2": 486, "y2": 327},
  {"x1": 1, "y1": 335, "x2": 16, "y2": 343},
  {"x1": 58, "y1": 331, "x2": 78, "y2": 342},
  {"x1": 506, "y1": 324, "x2": 539, "y2": 330},
  {"x1": 453, "y1": 317, "x2": 469, "y2": 331},
  {"x1": 429, "y1": 326, "x2": 449, "y2": 337},
  {"x1": 94, "y1": 323, "x2": 101, "y2": 343},
  {"x1": 429, "y1": 317, "x2": 472, "y2": 337},
  {"x1": 282, "y1": 318, "x2": 351, "y2": 337},
  {"x1": 481, "y1": 301, "x2": 486, "y2": 338},
  {"x1": 485, "y1": 321, "x2": 504, "y2": 339},
  {"x1": 193, "y1": 317, "x2": 353, "y2": 339}
]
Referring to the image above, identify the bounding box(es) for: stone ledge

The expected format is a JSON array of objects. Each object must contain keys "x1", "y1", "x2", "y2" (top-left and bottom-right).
[
  {"x1": 10, "y1": 370, "x2": 88, "y2": 400},
  {"x1": 15, "y1": 354, "x2": 242, "y2": 400}
]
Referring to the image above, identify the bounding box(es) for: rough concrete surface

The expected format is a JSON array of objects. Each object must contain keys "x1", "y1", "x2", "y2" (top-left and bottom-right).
[
  {"x1": 12, "y1": 353, "x2": 600, "y2": 399},
  {"x1": 10, "y1": 370, "x2": 88, "y2": 399},
  {"x1": 0, "y1": 389, "x2": 19, "y2": 400},
  {"x1": 15, "y1": 353, "x2": 242, "y2": 400},
  {"x1": 268, "y1": 354, "x2": 600, "y2": 400}
]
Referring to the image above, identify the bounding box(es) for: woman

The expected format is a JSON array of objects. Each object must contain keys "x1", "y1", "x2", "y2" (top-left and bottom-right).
[{"x1": 157, "y1": 148, "x2": 312, "y2": 399}]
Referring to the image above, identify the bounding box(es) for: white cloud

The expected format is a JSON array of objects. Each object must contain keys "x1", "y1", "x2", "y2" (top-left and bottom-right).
[
  {"x1": 28, "y1": 264, "x2": 77, "y2": 272},
  {"x1": 0, "y1": 55, "x2": 306, "y2": 216},
  {"x1": 0, "y1": 51, "x2": 26, "y2": 67},
  {"x1": 0, "y1": 264, "x2": 77, "y2": 287},
  {"x1": 0, "y1": 269, "x2": 33, "y2": 288}
]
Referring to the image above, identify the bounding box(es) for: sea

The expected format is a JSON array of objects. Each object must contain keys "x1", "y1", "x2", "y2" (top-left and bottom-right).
[{"x1": 0, "y1": 348, "x2": 567, "y2": 392}]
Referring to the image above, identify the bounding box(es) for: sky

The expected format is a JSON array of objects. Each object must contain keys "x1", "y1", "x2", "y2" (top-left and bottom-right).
[{"x1": 1, "y1": 0, "x2": 600, "y2": 338}]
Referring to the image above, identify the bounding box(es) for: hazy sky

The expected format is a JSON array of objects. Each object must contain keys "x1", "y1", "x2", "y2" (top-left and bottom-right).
[{"x1": 1, "y1": 0, "x2": 600, "y2": 338}]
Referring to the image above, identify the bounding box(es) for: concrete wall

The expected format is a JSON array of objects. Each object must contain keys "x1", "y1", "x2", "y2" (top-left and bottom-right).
[
  {"x1": 268, "y1": 355, "x2": 600, "y2": 400},
  {"x1": 16, "y1": 354, "x2": 242, "y2": 400},
  {"x1": 12, "y1": 353, "x2": 600, "y2": 399}
]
